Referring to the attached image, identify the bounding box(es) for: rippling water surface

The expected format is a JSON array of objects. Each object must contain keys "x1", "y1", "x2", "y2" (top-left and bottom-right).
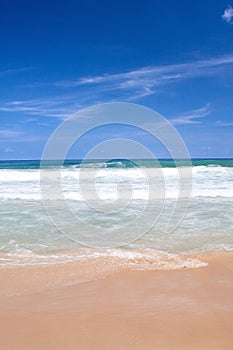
[{"x1": 0, "y1": 159, "x2": 232, "y2": 267}]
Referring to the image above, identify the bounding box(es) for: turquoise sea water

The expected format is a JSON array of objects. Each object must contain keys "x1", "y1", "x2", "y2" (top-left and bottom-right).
[
  {"x1": 1, "y1": 158, "x2": 233, "y2": 169},
  {"x1": 0, "y1": 159, "x2": 232, "y2": 267}
]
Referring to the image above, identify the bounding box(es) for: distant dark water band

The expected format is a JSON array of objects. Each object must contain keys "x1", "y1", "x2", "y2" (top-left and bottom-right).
[{"x1": 0, "y1": 158, "x2": 233, "y2": 169}]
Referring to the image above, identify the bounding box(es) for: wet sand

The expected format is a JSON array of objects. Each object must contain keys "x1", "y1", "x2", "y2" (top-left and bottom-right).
[{"x1": 0, "y1": 252, "x2": 233, "y2": 350}]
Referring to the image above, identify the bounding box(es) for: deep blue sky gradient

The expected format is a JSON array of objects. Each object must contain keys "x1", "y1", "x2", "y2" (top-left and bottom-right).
[{"x1": 0, "y1": 0, "x2": 233, "y2": 159}]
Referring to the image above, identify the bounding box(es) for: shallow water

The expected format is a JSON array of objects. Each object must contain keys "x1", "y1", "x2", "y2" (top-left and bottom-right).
[{"x1": 0, "y1": 159, "x2": 232, "y2": 267}]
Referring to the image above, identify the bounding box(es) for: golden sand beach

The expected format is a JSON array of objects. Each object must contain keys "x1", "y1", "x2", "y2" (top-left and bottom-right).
[{"x1": 0, "y1": 252, "x2": 232, "y2": 350}]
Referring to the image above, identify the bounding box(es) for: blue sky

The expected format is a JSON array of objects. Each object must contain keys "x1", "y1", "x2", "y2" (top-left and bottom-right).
[{"x1": 0, "y1": 0, "x2": 233, "y2": 159}]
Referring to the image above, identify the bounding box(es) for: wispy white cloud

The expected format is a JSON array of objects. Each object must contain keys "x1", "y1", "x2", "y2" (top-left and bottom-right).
[
  {"x1": 0, "y1": 129, "x2": 23, "y2": 137},
  {"x1": 222, "y1": 6, "x2": 233, "y2": 23},
  {"x1": 0, "y1": 97, "x2": 82, "y2": 119},
  {"x1": 0, "y1": 55, "x2": 232, "y2": 119},
  {"x1": 0, "y1": 128, "x2": 45, "y2": 143},
  {"x1": 0, "y1": 66, "x2": 35, "y2": 77},
  {"x1": 4, "y1": 147, "x2": 14, "y2": 153},
  {"x1": 216, "y1": 120, "x2": 233, "y2": 126},
  {"x1": 22, "y1": 117, "x2": 38, "y2": 123},
  {"x1": 171, "y1": 104, "x2": 212, "y2": 125},
  {"x1": 50, "y1": 55, "x2": 233, "y2": 107},
  {"x1": 56, "y1": 55, "x2": 233, "y2": 90},
  {"x1": 0, "y1": 129, "x2": 45, "y2": 143}
]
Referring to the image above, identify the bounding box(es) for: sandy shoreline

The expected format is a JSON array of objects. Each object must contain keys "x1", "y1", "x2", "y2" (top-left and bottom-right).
[{"x1": 0, "y1": 252, "x2": 233, "y2": 349}]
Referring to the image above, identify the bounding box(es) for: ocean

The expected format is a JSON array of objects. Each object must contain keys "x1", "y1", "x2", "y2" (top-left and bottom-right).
[{"x1": 0, "y1": 159, "x2": 232, "y2": 268}]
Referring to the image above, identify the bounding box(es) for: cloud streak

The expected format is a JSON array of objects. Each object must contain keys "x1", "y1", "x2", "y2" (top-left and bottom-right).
[
  {"x1": 56, "y1": 55, "x2": 233, "y2": 90},
  {"x1": 0, "y1": 54, "x2": 233, "y2": 119},
  {"x1": 0, "y1": 66, "x2": 35, "y2": 77},
  {"x1": 0, "y1": 128, "x2": 44, "y2": 143},
  {"x1": 216, "y1": 120, "x2": 233, "y2": 126},
  {"x1": 171, "y1": 104, "x2": 212, "y2": 125},
  {"x1": 0, "y1": 97, "x2": 82, "y2": 119},
  {"x1": 0, "y1": 129, "x2": 23, "y2": 137}
]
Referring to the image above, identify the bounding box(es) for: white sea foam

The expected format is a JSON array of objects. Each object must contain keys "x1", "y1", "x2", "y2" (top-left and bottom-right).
[
  {"x1": 0, "y1": 247, "x2": 208, "y2": 269},
  {"x1": 0, "y1": 166, "x2": 232, "y2": 200},
  {"x1": 0, "y1": 165, "x2": 232, "y2": 262}
]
